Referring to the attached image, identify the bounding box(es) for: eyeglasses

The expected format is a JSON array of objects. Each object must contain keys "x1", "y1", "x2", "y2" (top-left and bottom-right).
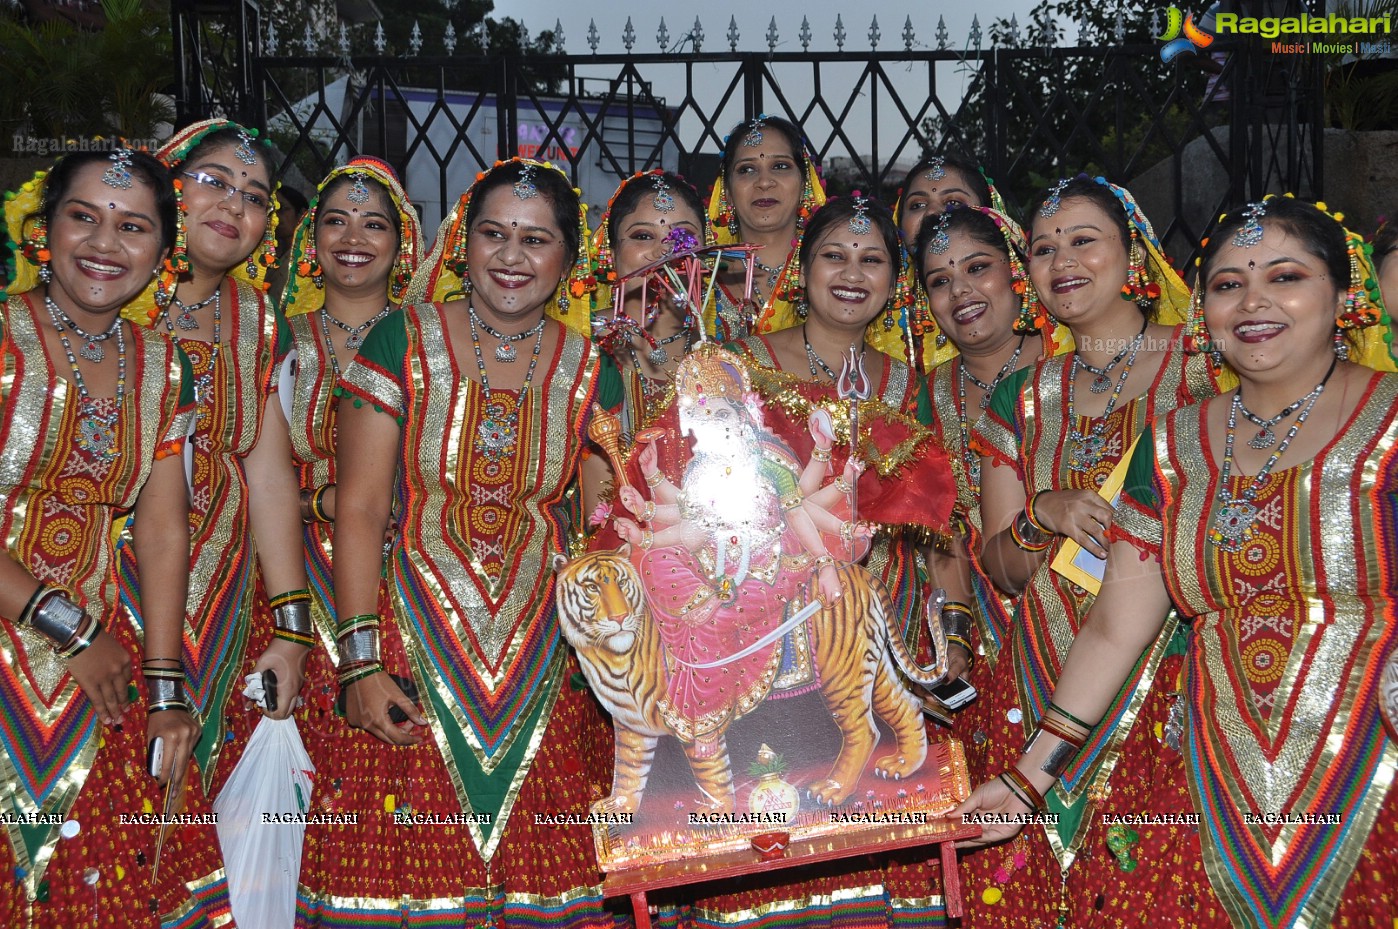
[{"x1": 182, "y1": 171, "x2": 272, "y2": 212}]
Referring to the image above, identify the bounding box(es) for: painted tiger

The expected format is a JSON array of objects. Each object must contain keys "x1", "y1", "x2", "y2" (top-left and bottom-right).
[{"x1": 554, "y1": 547, "x2": 948, "y2": 813}]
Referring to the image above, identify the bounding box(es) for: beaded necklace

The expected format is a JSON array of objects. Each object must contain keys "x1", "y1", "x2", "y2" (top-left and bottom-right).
[
  {"x1": 1236, "y1": 392, "x2": 1309, "y2": 450},
  {"x1": 48, "y1": 302, "x2": 119, "y2": 362},
  {"x1": 1209, "y1": 357, "x2": 1335, "y2": 552},
  {"x1": 1076, "y1": 320, "x2": 1144, "y2": 393},
  {"x1": 467, "y1": 303, "x2": 544, "y2": 461},
  {"x1": 45, "y1": 296, "x2": 126, "y2": 462},
  {"x1": 956, "y1": 336, "x2": 1026, "y2": 494},
  {"x1": 803, "y1": 324, "x2": 849, "y2": 381},
  {"x1": 1066, "y1": 323, "x2": 1147, "y2": 473},
  {"x1": 322, "y1": 304, "x2": 392, "y2": 351},
  {"x1": 161, "y1": 288, "x2": 221, "y2": 354},
  {"x1": 752, "y1": 256, "x2": 783, "y2": 303},
  {"x1": 473, "y1": 307, "x2": 544, "y2": 363}
]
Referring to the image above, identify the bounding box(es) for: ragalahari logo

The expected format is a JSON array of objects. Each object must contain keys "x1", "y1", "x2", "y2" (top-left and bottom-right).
[{"x1": 1158, "y1": 7, "x2": 1214, "y2": 62}]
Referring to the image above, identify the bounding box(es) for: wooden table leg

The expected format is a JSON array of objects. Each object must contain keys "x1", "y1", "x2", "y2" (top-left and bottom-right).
[
  {"x1": 631, "y1": 890, "x2": 652, "y2": 929},
  {"x1": 941, "y1": 838, "x2": 963, "y2": 919}
]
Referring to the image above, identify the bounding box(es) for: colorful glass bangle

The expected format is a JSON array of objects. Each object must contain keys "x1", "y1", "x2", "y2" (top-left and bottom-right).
[
  {"x1": 274, "y1": 628, "x2": 318, "y2": 648},
  {"x1": 338, "y1": 662, "x2": 384, "y2": 688},
  {"x1": 1011, "y1": 512, "x2": 1052, "y2": 552},
  {"x1": 945, "y1": 634, "x2": 975, "y2": 667},
  {"x1": 1047, "y1": 700, "x2": 1097, "y2": 732},
  {"x1": 17, "y1": 583, "x2": 49, "y2": 628},
  {"x1": 310, "y1": 483, "x2": 334, "y2": 523},
  {"x1": 335, "y1": 613, "x2": 381, "y2": 639},
  {"x1": 271, "y1": 591, "x2": 313, "y2": 642},
  {"x1": 1000, "y1": 766, "x2": 1045, "y2": 813},
  {"x1": 1024, "y1": 490, "x2": 1052, "y2": 535}
]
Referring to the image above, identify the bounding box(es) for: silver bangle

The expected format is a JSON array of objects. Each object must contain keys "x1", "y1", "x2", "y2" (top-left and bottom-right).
[
  {"x1": 940, "y1": 608, "x2": 974, "y2": 643},
  {"x1": 272, "y1": 600, "x2": 313, "y2": 637},
  {"x1": 1023, "y1": 727, "x2": 1081, "y2": 780},
  {"x1": 29, "y1": 589, "x2": 86, "y2": 647},
  {"x1": 146, "y1": 676, "x2": 192, "y2": 713},
  {"x1": 338, "y1": 628, "x2": 381, "y2": 666}
]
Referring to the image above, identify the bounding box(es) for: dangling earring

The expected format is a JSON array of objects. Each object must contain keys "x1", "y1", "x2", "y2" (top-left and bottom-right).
[
  {"x1": 882, "y1": 302, "x2": 896, "y2": 331},
  {"x1": 461, "y1": 274, "x2": 473, "y2": 294},
  {"x1": 252, "y1": 205, "x2": 279, "y2": 281},
  {"x1": 935, "y1": 330, "x2": 948, "y2": 347},
  {"x1": 793, "y1": 287, "x2": 808, "y2": 319},
  {"x1": 299, "y1": 244, "x2": 324, "y2": 290},
  {"x1": 1333, "y1": 329, "x2": 1351, "y2": 360},
  {"x1": 24, "y1": 216, "x2": 52, "y2": 283}
]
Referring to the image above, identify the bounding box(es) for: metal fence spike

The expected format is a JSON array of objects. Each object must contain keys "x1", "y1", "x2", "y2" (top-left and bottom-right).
[
  {"x1": 1038, "y1": 10, "x2": 1057, "y2": 48},
  {"x1": 408, "y1": 20, "x2": 421, "y2": 56},
  {"x1": 1078, "y1": 14, "x2": 1090, "y2": 45},
  {"x1": 767, "y1": 16, "x2": 779, "y2": 52},
  {"x1": 554, "y1": 18, "x2": 565, "y2": 50},
  {"x1": 728, "y1": 15, "x2": 739, "y2": 52},
  {"x1": 339, "y1": 21, "x2": 350, "y2": 56},
  {"x1": 799, "y1": 15, "x2": 812, "y2": 51},
  {"x1": 444, "y1": 21, "x2": 456, "y2": 55},
  {"x1": 868, "y1": 15, "x2": 880, "y2": 49},
  {"x1": 693, "y1": 16, "x2": 704, "y2": 53},
  {"x1": 969, "y1": 15, "x2": 981, "y2": 48},
  {"x1": 1007, "y1": 14, "x2": 1019, "y2": 46},
  {"x1": 479, "y1": 20, "x2": 489, "y2": 53},
  {"x1": 587, "y1": 18, "x2": 599, "y2": 53},
  {"x1": 373, "y1": 20, "x2": 385, "y2": 53},
  {"x1": 623, "y1": 15, "x2": 636, "y2": 52},
  {"x1": 265, "y1": 20, "x2": 278, "y2": 55},
  {"x1": 902, "y1": 16, "x2": 915, "y2": 52},
  {"x1": 1113, "y1": 10, "x2": 1125, "y2": 44},
  {"x1": 658, "y1": 17, "x2": 670, "y2": 50},
  {"x1": 834, "y1": 14, "x2": 846, "y2": 52},
  {"x1": 936, "y1": 15, "x2": 948, "y2": 50}
]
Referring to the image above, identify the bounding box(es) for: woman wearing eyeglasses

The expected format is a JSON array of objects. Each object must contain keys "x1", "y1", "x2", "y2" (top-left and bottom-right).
[{"x1": 117, "y1": 119, "x2": 312, "y2": 799}]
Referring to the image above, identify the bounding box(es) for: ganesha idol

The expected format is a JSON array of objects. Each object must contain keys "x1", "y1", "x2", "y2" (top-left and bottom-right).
[{"x1": 556, "y1": 344, "x2": 969, "y2": 867}]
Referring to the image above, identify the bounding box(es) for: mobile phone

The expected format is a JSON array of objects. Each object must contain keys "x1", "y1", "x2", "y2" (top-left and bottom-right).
[
  {"x1": 263, "y1": 669, "x2": 279, "y2": 714},
  {"x1": 334, "y1": 672, "x2": 420, "y2": 724},
  {"x1": 147, "y1": 736, "x2": 165, "y2": 779},
  {"x1": 928, "y1": 677, "x2": 978, "y2": 711}
]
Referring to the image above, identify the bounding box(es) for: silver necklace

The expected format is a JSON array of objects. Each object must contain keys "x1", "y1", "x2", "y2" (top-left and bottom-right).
[
  {"x1": 1210, "y1": 359, "x2": 1334, "y2": 552},
  {"x1": 803, "y1": 325, "x2": 846, "y2": 381},
  {"x1": 162, "y1": 288, "x2": 221, "y2": 355},
  {"x1": 1076, "y1": 320, "x2": 1145, "y2": 393},
  {"x1": 1066, "y1": 325, "x2": 1146, "y2": 474},
  {"x1": 322, "y1": 304, "x2": 391, "y2": 351},
  {"x1": 48, "y1": 300, "x2": 120, "y2": 363},
  {"x1": 753, "y1": 256, "x2": 783, "y2": 301},
  {"x1": 467, "y1": 305, "x2": 545, "y2": 461},
  {"x1": 955, "y1": 337, "x2": 1025, "y2": 494},
  {"x1": 45, "y1": 296, "x2": 126, "y2": 463},
  {"x1": 1236, "y1": 392, "x2": 1310, "y2": 450},
  {"x1": 471, "y1": 305, "x2": 545, "y2": 362},
  {"x1": 171, "y1": 291, "x2": 218, "y2": 331}
]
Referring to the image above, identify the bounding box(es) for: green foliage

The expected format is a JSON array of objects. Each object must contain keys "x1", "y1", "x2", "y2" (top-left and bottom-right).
[
  {"x1": 1323, "y1": 0, "x2": 1398, "y2": 130},
  {"x1": 0, "y1": 0, "x2": 172, "y2": 153}
]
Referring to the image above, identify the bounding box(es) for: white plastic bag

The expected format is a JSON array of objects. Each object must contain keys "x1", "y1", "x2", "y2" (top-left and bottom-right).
[{"x1": 213, "y1": 691, "x2": 315, "y2": 929}]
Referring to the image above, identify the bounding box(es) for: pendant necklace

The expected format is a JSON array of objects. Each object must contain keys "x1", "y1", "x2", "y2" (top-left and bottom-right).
[
  {"x1": 170, "y1": 291, "x2": 218, "y2": 331},
  {"x1": 467, "y1": 304, "x2": 544, "y2": 460},
  {"x1": 322, "y1": 304, "x2": 392, "y2": 351},
  {"x1": 1066, "y1": 323, "x2": 1146, "y2": 474},
  {"x1": 753, "y1": 256, "x2": 783, "y2": 303},
  {"x1": 48, "y1": 300, "x2": 120, "y2": 363},
  {"x1": 1076, "y1": 320, "x2": 1145, "y2": 393},
  {"x1": 646, "y1": 328, "x2": 690, "y2": 366},
  {"x1": 1209, "y1": 357, "x2": 1334, "y2": 552},
  {"x1": 1236, "y1": 392, "x2": 1309, "y2": 450},
  {"x1": 472, "y1": 305, "x2": 545, "y2": 363},
  {"x1": 45, "y1": 296, "x2": 126, "y2": 463}
]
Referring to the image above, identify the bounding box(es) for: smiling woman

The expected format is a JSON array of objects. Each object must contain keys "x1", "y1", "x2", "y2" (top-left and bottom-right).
[
  {"x1": 1, "y1": 149, "x2": 231, "y2": 927},
  {"x1": 295, "y1": 157, "x2": 625, "y2": 928},
  {"x1": 956, "y1": 196, "x2": 1398, "y2": 929}
]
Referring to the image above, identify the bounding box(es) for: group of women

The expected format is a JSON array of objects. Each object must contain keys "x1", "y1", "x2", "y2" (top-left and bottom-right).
[{"x1": 0, "y1": 110, "x2": 1395, "y2": 929}]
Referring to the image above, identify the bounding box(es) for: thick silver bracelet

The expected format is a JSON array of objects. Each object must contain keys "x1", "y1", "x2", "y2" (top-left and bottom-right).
[
  {"x1": 271, "y1": 599, "x2": 313, "y2": 637},
  {"x1": 146, "y1": 675, "x2": 193, "y2": 714},
  {"x1": 338, "y1": 628, "x2": 381, "y2": 666},
  {"x1": 1023, "y1": 727, "x2": 1082, "y2": 780},
  {"x1": 28, "y1": 588, "x2": 86, "y2": 647}
]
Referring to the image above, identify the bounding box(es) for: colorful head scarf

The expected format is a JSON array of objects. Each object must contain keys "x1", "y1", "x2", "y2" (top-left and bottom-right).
[
  {"x1": 706, "y1": 132, "x2": 826, "y2": 335},
  {"x1": 280, "y1": 157, "x2": 424, "y2": 319},
  {"x1": 401, "y1": 158, "x2": 594, "y2": 334}
]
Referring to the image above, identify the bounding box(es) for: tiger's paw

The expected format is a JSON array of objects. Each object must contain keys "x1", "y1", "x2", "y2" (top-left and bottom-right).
[
  {"x1": 807, "y1": 778, "x2": 852, "y2": 807},
  {"x1": 873, "y1": 752, "x2": 920, "y2": 780},
  {"x1": 592, "y1": 793, "x2": 640, "y2": 815}
]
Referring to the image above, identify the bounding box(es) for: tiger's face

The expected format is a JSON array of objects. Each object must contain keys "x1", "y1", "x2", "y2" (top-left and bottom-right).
[{"x1": 555, "y1": 551, "x2": 646, "y2": 655}]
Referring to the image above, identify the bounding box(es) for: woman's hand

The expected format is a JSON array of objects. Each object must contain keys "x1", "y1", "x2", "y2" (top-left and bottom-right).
[
  {"x1": 808, "y1": 408, "x2": 835, "y2": 450},
  {"x1": 637, "y1": 441, "x2": 659, "y2": 478},
  {"x1": 816, "y1": 563, "x2": 843, "y2": 605},
  {"x1": 954, "y1": 775, "x2": 1033, "y2": 848},
  {"x1": 146, "y1": 708, "x2": 202, "y2": 788},
  {"x1": 1030, "y1": 490, "x2": 1115, "y2": 559},
  {"x1": 68, "y1": 630, "x2": 133, "y2": 726},
  {"x1": 249, "y1": 638, "x2": 309, "y2": 720},
  {"x1": 615, "y1": 517, "x2": 645, "y2": 548},
  {"x1": 343, "y1": 671, "x2": 426, "y2": 746}
]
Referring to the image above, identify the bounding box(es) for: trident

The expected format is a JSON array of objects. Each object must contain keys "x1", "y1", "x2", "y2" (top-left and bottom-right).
[{"x1": 836, "y1": 346, "x2": 871, "y2": 524}]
